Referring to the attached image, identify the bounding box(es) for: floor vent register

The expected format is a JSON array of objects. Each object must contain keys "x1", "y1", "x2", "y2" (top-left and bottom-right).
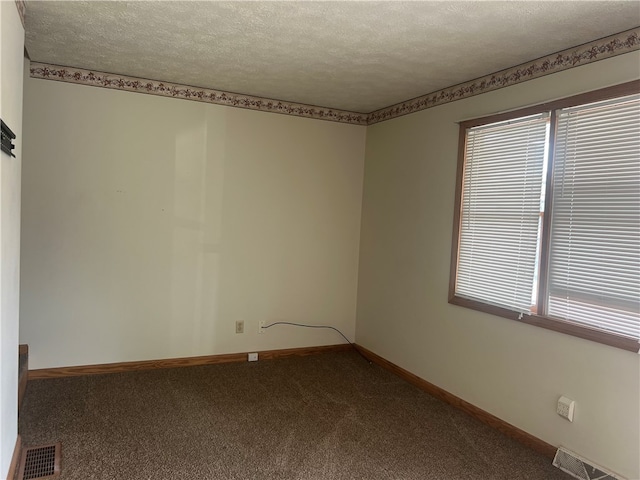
[
  {"x1": 553, "y1": 447, "x2": 625, "y2": 480},
  {"x1": 17, "y1": 443, "x2": 61, "y2": 480}
]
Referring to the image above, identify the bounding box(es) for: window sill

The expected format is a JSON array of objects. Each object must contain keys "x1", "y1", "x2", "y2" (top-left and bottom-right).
[{"x1": 449, "y1": 295, "x2": 639, "y2": 353}]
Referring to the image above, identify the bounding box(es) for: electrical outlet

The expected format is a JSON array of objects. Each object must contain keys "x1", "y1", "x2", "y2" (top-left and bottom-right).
[
  {"x1": 248, "y1": 352, "x2": 258, "y2": 362},
  {"x1": 235, "y1": 321, "x2": 244, "y2": 334},
  {"x1": 258, "y1": 321, "x2": 265, "y2": 334},
  {"x1": 557, "y1": 396, "x2": 575, "y2": 422}
]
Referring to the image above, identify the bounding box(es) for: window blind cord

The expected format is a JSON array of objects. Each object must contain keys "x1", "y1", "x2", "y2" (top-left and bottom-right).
[{"x1": 262, "y1": 322, "x2": 371, "y2": 364}]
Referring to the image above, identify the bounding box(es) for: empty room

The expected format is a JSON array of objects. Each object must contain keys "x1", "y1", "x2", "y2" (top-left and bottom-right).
[{"x1": 1, "y1": 1, "x2": 639, "y2": 479}]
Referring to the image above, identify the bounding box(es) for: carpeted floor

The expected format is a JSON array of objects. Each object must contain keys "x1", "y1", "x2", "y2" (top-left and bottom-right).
[{"x1": 19, "y1": 351, "x2": 571, "y2": 479}]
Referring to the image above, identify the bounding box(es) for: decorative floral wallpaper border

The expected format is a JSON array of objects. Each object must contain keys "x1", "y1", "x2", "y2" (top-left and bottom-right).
[
  {"x1": 368, "y1": 28, "x2": 640, "y2": 125},
  {"x1": 30, "y1": 27, "x2": 639, "y2": 126},
  {"x1": 28, "y1": 63, "x2": 368, "y2": 126}
]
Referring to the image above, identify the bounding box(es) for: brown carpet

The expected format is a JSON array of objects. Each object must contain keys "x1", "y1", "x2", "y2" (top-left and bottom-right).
[{"x1": 19, "y1": 351, "x2": 571, "y2": 479}]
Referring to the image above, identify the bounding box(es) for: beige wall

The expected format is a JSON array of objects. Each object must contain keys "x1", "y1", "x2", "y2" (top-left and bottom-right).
[
  {"x1": 356, "y1": 51, "x2": 640, "y2": 479},
  {"x1": 0, "y1": 3, "x2": 24, "y2": 479},
  {"x1": 20, "y1": 77, "x2": 366, "y2": 370}
]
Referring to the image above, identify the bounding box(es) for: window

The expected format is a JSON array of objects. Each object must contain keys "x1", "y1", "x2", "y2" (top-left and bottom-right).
[{"x1": 449, "y1": 81, "x2": 640, "y2": 352}]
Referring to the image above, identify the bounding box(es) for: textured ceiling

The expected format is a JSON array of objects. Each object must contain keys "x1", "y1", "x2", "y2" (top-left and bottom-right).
[{"x1": 25, "y1": 1, "x2": 640, "y2": 113}]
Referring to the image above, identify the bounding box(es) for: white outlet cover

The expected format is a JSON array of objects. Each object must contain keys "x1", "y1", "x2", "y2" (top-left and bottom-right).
[
  {"x1": 248, "y1": 352, "x2": 258, "y2": 362},
  {"x1": 557, "y1": 396, "x2": 575, "y2": 422}
]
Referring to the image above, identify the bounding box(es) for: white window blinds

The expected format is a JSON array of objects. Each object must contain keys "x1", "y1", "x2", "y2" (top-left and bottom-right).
[
  {"x1": 456, "y1": 114, "x2": 548, "y2": 312},
  {"x1": 548, "y1": 94, "x2": 640, "y2": 340}
]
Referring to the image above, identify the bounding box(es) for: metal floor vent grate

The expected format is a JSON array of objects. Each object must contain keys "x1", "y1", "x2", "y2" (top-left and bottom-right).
[
  {"x1": 553, "y1": 447, "x2": 624, "y2": 480},
  {"x1": 17, "y1": 443, "x2": 61, "y2": 480}
]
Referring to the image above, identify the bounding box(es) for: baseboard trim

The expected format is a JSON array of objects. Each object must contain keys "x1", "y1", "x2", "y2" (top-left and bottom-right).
[
  {"x1": 354, "y1": 344, "x2": 556, "y2": 459},
  {"x1": 6, "y1": 434, "x2": 21, "y2": 480},
  {"x1": 28, "y1": 343, "x2": 352, "y2": 380}
]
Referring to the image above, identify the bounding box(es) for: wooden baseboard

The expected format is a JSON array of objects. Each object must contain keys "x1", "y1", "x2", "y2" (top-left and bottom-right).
[
  {"x1": 18, "y1": 344, "x2": 28, "y2": 355},
  {"x1": 354, "y1": 344, "x2": 556, "y2": 459},
  {"x1": 28, "y1": 343, "x2": 352, "y2": 380},
  {"x1": 6, "y1": 435, "x2": 21, "y2": 480}
]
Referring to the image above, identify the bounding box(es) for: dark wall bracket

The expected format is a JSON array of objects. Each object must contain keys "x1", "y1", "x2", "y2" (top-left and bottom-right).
[{"x1": 1, "y1": 120, "x2": 17, "y2": 158}]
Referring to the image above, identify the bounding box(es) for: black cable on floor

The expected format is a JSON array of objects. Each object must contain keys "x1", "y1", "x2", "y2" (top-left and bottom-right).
[{"x1": 262, "y1": 322, "x2": 371, "y2": 364}]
